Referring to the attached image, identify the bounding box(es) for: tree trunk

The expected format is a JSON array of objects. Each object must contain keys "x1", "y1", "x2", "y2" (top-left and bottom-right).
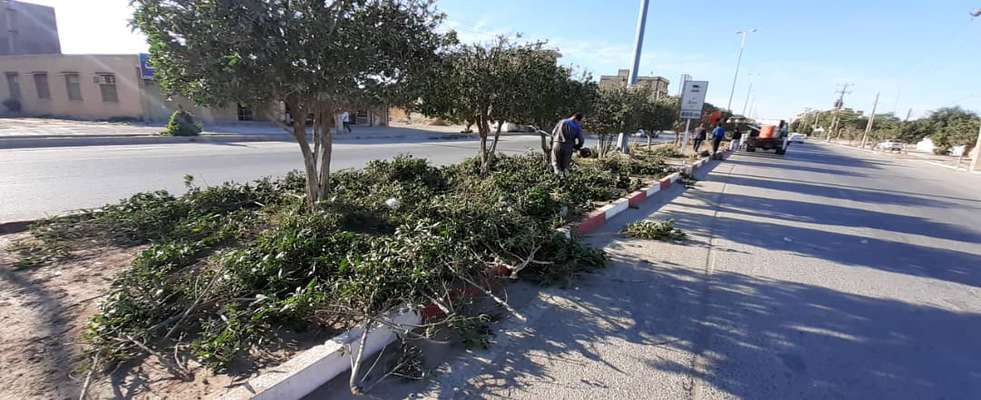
[
  {"x1": 540, "y1": 129, "x2": 551, "y2": 165},
  {"x1": 288, "y1": 103, "x2": 319, "y2": 210},
  {"x1": 312, "y1": 117, "x2": 321, "y2": 170},
  {"x1": 489, "y1": 120, "x2": 504, "y2": 161},
  {"x1": 478, "y1": 116, "x2": 491, "y2": 177},
  {"x1": 316, "y1": 110, "x2": 334, "y2": 201}
]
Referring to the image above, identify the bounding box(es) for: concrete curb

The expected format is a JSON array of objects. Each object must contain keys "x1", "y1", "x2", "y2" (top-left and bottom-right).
[
  {"x1": 572, "y1": 155, "x2": 719, "y2": 236},
  {"x1": 0, "y1": 133, "x2": 476, "y2": 150},
  {"x1": 0, "y1": 134, "x2": 292, "y2": 149},
  {"x1": 0, "y1": 219, "x2": 33, "y2": 234},
  {"x1": 221, "y1": 309, "x2": 420, "y2": 400}
]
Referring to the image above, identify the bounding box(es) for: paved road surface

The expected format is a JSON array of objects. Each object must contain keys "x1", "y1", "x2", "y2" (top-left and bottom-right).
[
  {"x1": 0, "y1": 136, "x2": 546, "y2": 222},
  {"x1": 318, "y1": 142, "x2": 981, "y2": 399}
]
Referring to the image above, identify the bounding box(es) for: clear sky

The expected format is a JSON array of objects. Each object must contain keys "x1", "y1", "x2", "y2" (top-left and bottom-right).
[{"x1": 30, "y1": 0, "x2": 981, "y2": 121}]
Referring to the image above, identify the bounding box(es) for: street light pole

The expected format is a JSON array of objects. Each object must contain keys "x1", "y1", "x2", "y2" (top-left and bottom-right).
[
  {"x1": 741, "y1": 73, "x2": 755, "y2": 116},
  {"x1": 727, "y1": 29, "x2": 756, "y2": 111},
  {"x1": 628, "y1": 0, "x2": 652, "y2": 86}
]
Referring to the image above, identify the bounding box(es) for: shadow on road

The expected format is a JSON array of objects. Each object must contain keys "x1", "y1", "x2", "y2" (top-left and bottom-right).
[{"x1": 304, "y1": 147, "x2": 981, "y2": 399}]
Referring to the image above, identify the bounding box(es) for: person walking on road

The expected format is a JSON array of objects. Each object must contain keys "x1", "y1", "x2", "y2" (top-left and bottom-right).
[
  {"x1": 711, "y1": 122, "x2": 726, "y2": 156},
  {"x1": 730, "y1": 127, "x2": 743, "y2": 151},
  {"x1": 693, "y1": 124, "x2": 707, "y2": 153},
  {"x1": 551, "y1": 112, "x2": 585, "y2": 176},
  {"x1": 341, "y1": 111, "x2": 352, "y2": 133}
]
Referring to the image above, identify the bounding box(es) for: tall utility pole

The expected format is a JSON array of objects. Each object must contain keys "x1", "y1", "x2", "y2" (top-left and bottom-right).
[
  {"x1": 727, "y1": 29, "x2": 756, "y2": 111},
  {"x1": 741, "y1": 73, "x2": 755, "y2": 116},
  {"x1": 802, "y1": 107, "x2": 813, "y2": 132},
  {"x1": 861, "y1": 92, "x2": 880, "y2": 148},
  {"x1": 628, "y1": 0, "x2": 652, "y2": 86},
  {"x1": 827, "y1": 83, "x2": 852, "y2": 141},
  {"x1": 971, "y1": 123, "x2": 981, "y2": 172}
]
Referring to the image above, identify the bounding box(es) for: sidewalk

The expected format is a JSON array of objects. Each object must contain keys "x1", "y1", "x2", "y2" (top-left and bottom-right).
[{"x1": 0, "y1": 117, "x2": 486, "y2": 149}]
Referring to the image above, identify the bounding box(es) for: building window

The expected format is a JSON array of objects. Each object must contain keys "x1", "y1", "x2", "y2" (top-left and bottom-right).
[
  {"x1": 33, "y1": 73, "x2": 49, "y2": 99},
  {"x1": 5, "y1": 72, "x2": 21, "y2": 100},
  {"x1": 96, "y1": 73, "x2": 118, "y2": 103},
  {"x1": 64, "y1": 73, "x2": 82, "y2": 101},
  {"x1": 237, "y1": 103, "x2": 253, "y2": 121}
]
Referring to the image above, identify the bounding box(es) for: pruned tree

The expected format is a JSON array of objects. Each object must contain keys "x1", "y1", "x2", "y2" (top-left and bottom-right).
[
  {"x1": 133, "y1": 0, "x2": 453, "y2": 210},
  {"x1": 519, "y1": 67, "x2": 597, "y2": 165},
  {"x1": 586, "y1": 86, "x2": 649, "y2": 156},
  {"x1": 416, "y1": 36, "x2": 574, "y2": 175}
]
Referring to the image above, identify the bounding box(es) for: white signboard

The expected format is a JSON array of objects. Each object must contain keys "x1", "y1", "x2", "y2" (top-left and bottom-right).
[{"x1": 680, "y1": 80, "x2": 708, "y2": 120}]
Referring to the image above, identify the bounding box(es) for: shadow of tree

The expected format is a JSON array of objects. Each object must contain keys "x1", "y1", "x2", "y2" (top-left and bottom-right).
[{"x1": 0, "y1": 267, "x2": 82, "y2": 399}]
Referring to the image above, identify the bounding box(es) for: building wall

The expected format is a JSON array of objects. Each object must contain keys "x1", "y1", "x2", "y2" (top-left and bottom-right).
[
  {"x1": 598, "y1": 68, "x2": 670, "y2": 100},
  {"x1": 140, "y1": 80, "x2": 241, "y2": 123},
  {"x1": 0, "y1": 0, "x2": 61, "y2": 55},
  {"x1": 0, "y1": 54, "x2": 146, "y2": 119},
  {"x1": 0, "y1": 53, "x2": 274, "y2": 123}
]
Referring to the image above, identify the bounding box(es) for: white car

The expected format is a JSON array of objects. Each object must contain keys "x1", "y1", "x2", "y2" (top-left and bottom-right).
[
  {"x1": 876, "y1": 140, "x2": 904, "y2": 152},
  {"x1": 788, "y1": 133, "x2": 807, "y2": 143}
]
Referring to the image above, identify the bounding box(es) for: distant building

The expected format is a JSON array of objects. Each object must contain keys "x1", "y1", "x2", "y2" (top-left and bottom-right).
[
  {"x1": 0, "y1": 53, "x2": 389, "y2": 125},
  {"x1": 0, "y1": 0, "x2": 61, "y2": 56},
  {"x1": 0, "y1": 1, "x2": 390, "y2": 125},
  {"x1": 0, "y1": 53, "x2": 273, "y2": 122},
  {"x1": 599, "y1": 69, "x2": 670, "y2": 100}
]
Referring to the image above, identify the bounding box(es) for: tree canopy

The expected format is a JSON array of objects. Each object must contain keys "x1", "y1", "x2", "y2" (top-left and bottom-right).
[
  {"x1": 133, "y1": 0, "x2": 453, "y2": 208},
  {"x1": 795, "y1": 105, "x2": 978, "y2": 153},
  {"x1": 415, "y1": 36, "x2": 596, "y2": 173}
]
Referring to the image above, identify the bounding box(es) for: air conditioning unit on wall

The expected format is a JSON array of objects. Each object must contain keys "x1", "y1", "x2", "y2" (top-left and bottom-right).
[{"x1": 92, "y1": 74, "x2": 116, "y2": 85}]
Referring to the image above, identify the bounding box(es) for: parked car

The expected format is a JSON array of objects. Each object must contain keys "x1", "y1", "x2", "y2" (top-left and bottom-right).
[
  {"x1": 876, "y1": 140, "x2": 904, "y2": 152},
  {"x1": 789, "y1": 132, "x2": 807, "y2": 143}
]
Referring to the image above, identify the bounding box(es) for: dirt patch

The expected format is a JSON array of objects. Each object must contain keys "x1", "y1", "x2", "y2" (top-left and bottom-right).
[
  {"x1": 0, "y1": 233, "x2": 331, "y2": 400},
  {"x1": 0, "y1": 232, "x2": 135, "y2": 399}
]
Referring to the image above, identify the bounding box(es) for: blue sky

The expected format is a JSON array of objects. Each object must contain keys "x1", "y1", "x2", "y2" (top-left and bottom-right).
[{"x1": 34, "y1": 0, "x2": 981, "y2": 121}]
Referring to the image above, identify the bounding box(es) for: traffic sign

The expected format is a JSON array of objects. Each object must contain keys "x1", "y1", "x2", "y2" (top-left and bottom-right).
[{"x1": 680, "y1": 80, "x2": 708, "y2": 120}]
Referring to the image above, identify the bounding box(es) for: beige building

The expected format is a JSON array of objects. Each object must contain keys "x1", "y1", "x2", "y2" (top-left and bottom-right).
[
  {"x1": 0, "y1": 53, "x2": 391, "y2": 125},
  {"x1": 1, "y1": 0, "x2": 60, "y2": 55},
  {"x1": 599, "y1": 69, "x2": 670, "y2": 100},
  {"x1": 0, "y1": 53, "x2": 271, "y2": 123}
]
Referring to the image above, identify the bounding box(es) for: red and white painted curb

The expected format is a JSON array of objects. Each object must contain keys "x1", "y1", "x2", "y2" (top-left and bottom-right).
[
  {"x1": 224, "y1": 152, "x2": 726, "y2": 399},
  {"x1": 572, "y1": 154, "x2": 720, "y2": 235}
]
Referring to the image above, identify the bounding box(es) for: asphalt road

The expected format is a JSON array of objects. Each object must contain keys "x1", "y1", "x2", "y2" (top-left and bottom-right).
[
  {"x1": 0, "y1": 136, "x2": 546, "y2": 222},
  {"x1": 318, "y1": 142, "x2": 981, "y2": 399}
]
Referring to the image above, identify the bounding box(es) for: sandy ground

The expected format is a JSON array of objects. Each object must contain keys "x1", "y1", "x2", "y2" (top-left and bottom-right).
[
  {"x1": 0, "y1": 232, "x2": 135, "y2": 399},
  {"x1": 0, "y1": 233, "x2": 322, "y2": 400}
]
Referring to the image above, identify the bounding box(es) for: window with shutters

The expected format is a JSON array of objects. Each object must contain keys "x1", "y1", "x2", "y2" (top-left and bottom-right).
[
  {"x1": 5, "y1": 72, "x2": 21, "y2": 100},
  {"x1": 97, "y1": 73, "x2": 118, "y2": 103},
  {"x1": 64, "y1": 73, "x2": 82, "y2": 101},
  {"x1": 33, "y1": 73, "x2": 49, "y2": 99}
]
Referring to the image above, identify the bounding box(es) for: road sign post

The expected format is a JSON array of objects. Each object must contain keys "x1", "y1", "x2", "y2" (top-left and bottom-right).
[{"x1": 679, "y1": 81, "x2": 708, "y2": 155}]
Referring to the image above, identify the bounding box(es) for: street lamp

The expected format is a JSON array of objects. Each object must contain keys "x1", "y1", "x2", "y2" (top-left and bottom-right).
[
  {"x1": 726, "y1": 29, "x2": 757, "y2": 112},
  {"x1": 741, "y1": 72, "x2": 756, "y2": 116}
]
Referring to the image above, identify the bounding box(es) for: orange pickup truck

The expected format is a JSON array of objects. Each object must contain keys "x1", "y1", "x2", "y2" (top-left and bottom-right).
[{"x1": 744, "y1": 121, "x2": 790, "y2": 155}]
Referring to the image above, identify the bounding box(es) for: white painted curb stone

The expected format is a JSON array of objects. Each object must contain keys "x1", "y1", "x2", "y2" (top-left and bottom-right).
[
  {"x1": 601, "y1": 198, "x2": 630, "y2": 220},
  {"x1": 221, "y1": 309, "x2": 420, "y2": 400},
  {"x1": 644, "y1": 184, "x2": 660, "y2": 197}
]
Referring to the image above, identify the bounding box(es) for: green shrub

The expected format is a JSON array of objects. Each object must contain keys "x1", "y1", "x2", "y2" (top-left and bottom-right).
[
  {"x1": 622, "y1": 219, "x2": 687, "y2": 241},
  {"x1": 162, "y1": 109, "x2": 202, "y2": 136},
  {"x1": 26, "y1": 149, "x2": 677, "y2": 371}
]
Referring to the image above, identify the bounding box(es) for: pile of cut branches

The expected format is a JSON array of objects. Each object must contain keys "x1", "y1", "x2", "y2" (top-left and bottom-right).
[{"x1": 11, "y1": 152, "x2": 672, "y2": 394}]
